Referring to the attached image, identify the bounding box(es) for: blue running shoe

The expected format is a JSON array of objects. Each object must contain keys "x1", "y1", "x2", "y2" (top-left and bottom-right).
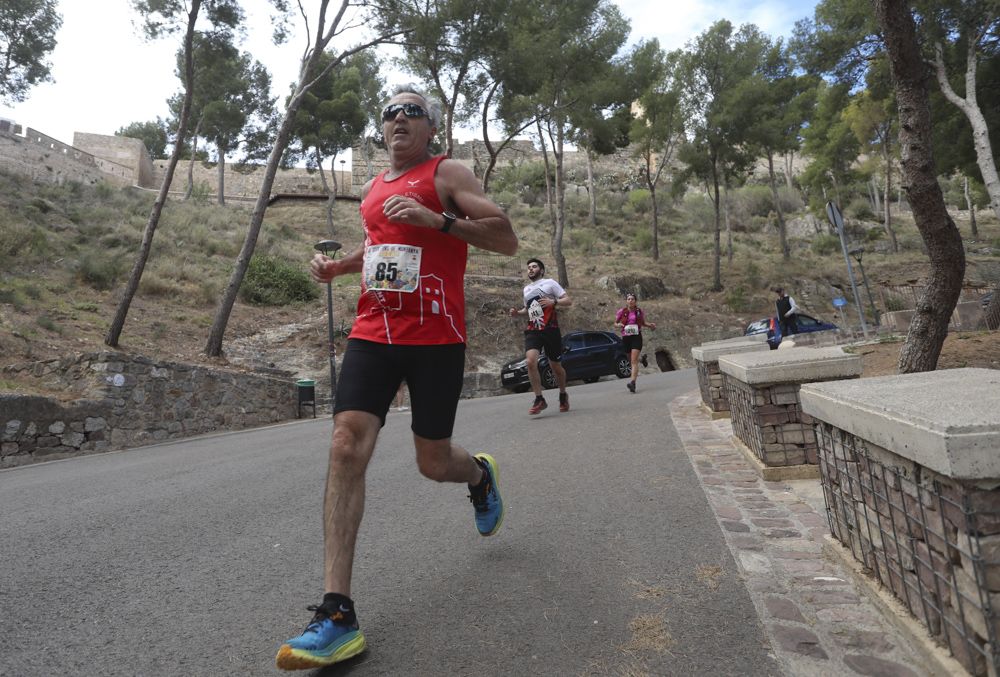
[
  {"x1": 469, "y1": 453, "x2": 504, "y2": 536},
  {"x1": 275, "y1": 602, "x2": 366, "y2": 670}
]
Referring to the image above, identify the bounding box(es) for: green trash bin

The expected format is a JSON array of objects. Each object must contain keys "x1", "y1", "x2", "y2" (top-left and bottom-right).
[{"x1": 296, "y1": 379, "x2": 316, "y2": 418}]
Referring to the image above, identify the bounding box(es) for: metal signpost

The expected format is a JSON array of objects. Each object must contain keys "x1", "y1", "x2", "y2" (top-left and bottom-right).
[
  {"x1": 825, "y1": 201, "x2": 869, "y2": 339},
  {"x1": 314, "y1": 239, "x2": 342, "y2": 413},
  {"x1": 849, "y1": 246, "x2": 879, "y2": 326}
]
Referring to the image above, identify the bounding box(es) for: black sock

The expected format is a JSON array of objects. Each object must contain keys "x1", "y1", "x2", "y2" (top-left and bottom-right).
[{"x1": 321, "y1": 592, "x2": 357, "y2": 624}]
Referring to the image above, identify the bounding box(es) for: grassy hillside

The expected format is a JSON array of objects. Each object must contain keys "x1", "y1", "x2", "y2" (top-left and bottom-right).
[{"x1": 2, "y1": 168, "x2": 999, "y2": 391}]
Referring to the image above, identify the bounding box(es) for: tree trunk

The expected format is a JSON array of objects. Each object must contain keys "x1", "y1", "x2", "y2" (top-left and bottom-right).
[
  {"x1": 315, "y1": 148, "x2": 335, "y2": 237},
  {"x1": 552, "y1": 123, "x2": 568, "y2": 288},
  {"x1": 205, "y1": 0, "x2": 394, "y2": 356},
  {"x1": 105, "y1": 0, "x2": 201, "y2": 348},
  {"x1": 783, "y1": 151, "x2": 794, "y2": 189},
  {"x1": 874, "y1": 0, "x2": 965, "y2": 373},
  {"x1": 767, "y1": 150, "x2": 789, "y2": 259},
  {"x1": 184, "y1": 118, "x2": 202, "y2": 200},
  {"x1": 585, "y1": 150, "x2": 597, "y2": 226},
  {"x1": 646, "y1": 159, "x2": 659, "y2": 261},
  {"x1": 932, "y1": 40, "x2": 1000, "y2": 223},
  {"x1": 710, "y1": 160, "x2": 722, "y2": 292},
  {"x1": 364, "y1": 136, "x2": 375, "y2": 180},
  {"x1": 723, "y1": 181, "x2": 733, "y2": 264},
  {"x1": 216, "y1": 147, "x2": 226, "y2": 206},
  {"x1": 964, "y1": 175, "x2": 979, "y2": 238},
  {"x1": 882, "y1": 142, "x2": 897, "y2": 251},
  {"x1": 537, "y1": 120, "x2": 556, "y2": 230}
]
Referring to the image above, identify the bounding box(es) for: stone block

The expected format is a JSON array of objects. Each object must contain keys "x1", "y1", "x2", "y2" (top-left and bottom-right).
[{"x1": 801, "y1": 369, "x2": 1000, "y2": 480}]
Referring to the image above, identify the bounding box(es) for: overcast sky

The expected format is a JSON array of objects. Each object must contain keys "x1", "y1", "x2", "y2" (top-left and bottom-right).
[{"x1": 2, "y1": 0, "x2": 817, "y2": 164}]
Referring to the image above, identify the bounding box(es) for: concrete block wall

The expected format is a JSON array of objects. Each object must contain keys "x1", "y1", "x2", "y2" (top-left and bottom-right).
[{"x1": 1, "y1": 352, "x2": 297, "y2": 468}]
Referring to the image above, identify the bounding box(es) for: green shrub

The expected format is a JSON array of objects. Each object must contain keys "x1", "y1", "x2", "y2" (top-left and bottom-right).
[
  {"x1": 571, "y1": 230, "x2": 597, "y2": 254},
  {"x1": 632, "y1": 228, "x2": 653, "y2": 253},
  {"x1": 36, "y1": 314, "x2": 61, "y2": 333},
  {"x1": 884, "y1": 295, "x2": 907, "y2": 312},
  {"x1": 845, "y1": 197, "x2": 874, "y2": 220},
  {"x1": 0, "y1": 288, "x2": 25, "y2": 310},
  {"x1": 724, "y1": 286, "x2": 750, "y2": 312},
  {"x1": 0, "y1": 220, "x2": 46, "y2": 262},
  {"x1": 241, "y1": 255, "x2": 319, "y2": 306},
  {"x1": 77, "y1": 253, "x2": 124, "y2": 290},
  {"x1": 628, "y1": 189, "x2": 652, "y2": 215},
  {"x1": 94, "y1": 182, "x2": 116, "y2": 200},
  {"x1": 811, "y1": 233, "x2": 841, "y2": 256}
]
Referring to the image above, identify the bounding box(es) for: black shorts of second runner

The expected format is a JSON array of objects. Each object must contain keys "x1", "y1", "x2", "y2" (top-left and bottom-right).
[
  {"x1": 524, "y1": 327, "x2": 563, "y2": 362},
  {"x1": 622, "y1": 334, "x2": 643, "y2": 352},
  {"x1": 333, "y1": 339, "x2": 465, "y2": 440}
]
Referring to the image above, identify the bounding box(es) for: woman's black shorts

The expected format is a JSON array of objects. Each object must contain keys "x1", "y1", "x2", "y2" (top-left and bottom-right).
[
  {"x1": 333, "y1": 339, "x2": 465, "y2": 440},
  {"x1": 622, "y1": 334, "x2": 643, "y2": 352}
]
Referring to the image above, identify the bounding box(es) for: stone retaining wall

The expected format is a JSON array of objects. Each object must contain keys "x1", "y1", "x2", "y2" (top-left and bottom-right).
[
  {"x1": 816, "y1": 421, "x2": 999, "y2": 675},
  {"x1": 696, "y1": 360, "x2": 726, "y2": 412},
  {"x1": 801, "y1": 369, "x2": 1000, "y2": 676},
  {"x1": 725, "y1": 379, "x2": 819, "y2": 466},
  {"x1": 1, "y1": 352, "x2": 295, "y2": 468}
]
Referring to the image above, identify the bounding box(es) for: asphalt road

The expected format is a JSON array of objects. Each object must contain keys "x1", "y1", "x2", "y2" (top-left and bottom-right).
[{"x1": 0, "y1": 369, "x2": 779, "y2": 676}]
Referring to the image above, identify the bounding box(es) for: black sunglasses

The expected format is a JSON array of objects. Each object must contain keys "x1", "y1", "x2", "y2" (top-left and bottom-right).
[{"x1": 381, "y1": 102, "x2": 429, "y2": 122}]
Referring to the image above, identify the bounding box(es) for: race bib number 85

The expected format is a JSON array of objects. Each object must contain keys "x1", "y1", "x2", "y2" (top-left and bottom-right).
[{"x1": 363, "y1": 244, "x2": 422, "y2": 292}]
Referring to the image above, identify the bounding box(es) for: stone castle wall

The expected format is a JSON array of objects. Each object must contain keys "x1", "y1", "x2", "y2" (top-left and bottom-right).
[{"x1": 0, "y1": 126, "x2": 134, "y2": 187}]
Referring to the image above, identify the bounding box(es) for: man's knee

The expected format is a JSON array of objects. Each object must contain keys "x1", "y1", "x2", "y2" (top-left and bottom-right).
[
  {"x1": 330, "y1": 415, "x2": 377, "y2": 472},
  {"x1": 414, "y1": 438, "x2": 453, "y2": 481}
]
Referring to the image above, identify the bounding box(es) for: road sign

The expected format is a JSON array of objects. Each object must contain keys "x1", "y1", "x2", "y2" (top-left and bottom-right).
[
  {"x1": 832, "y1": 297, "x2": 847, "y2": 308},
  {"x1": 825, "y1": 201, "x2": 844, "y2": 233}
]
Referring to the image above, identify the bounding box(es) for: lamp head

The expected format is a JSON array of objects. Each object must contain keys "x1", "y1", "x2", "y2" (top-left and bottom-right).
[
  {"x1": 314, "y1": 240, "x2": 342, "y2": 256},
  {"x1": 849, "y1": 246, "x2": 864, "y2": 262}
]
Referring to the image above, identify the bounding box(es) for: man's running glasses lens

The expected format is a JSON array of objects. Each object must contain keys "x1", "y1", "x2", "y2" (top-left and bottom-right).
[{"x1": 382, "y1": 103, "x2": 429, "y2": 121}]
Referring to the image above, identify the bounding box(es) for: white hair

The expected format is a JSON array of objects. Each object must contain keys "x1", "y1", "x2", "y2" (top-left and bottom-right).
[{"x1": 390, "y1": 84, "x2": 443, "y2": 130}]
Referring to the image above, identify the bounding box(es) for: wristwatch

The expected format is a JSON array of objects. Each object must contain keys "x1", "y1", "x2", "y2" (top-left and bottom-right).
[{"x1": 440, "y1": 211, "x2": 457, "y2": 233}]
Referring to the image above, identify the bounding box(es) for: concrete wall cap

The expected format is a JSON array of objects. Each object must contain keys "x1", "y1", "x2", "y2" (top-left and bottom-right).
[
  {"x1": 718, "y1": 346, "x2": 862, "y2": 384},
  {"x1": 800, "y1": 368, "x2": 1000, "y2": 480},
  {"x1": 692, "y1": 340, "x2": 771, "y2": 363}
]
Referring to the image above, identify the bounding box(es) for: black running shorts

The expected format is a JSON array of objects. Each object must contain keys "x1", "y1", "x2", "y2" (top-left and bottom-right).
[
  {"x1": 333, "y1": 339, "x2": 466, "y2": 440},
  {"x1": 523, "y1": 328, "x2": 563, "y2": 362},
  {"x1": 622, "y1": 334, "x2": 643, "y2": 352}
]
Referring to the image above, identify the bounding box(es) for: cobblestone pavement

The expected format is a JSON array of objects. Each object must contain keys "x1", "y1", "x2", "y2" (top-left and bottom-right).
[{"x1": 669, "y1": 391, "x2": 928, "y2": 677}]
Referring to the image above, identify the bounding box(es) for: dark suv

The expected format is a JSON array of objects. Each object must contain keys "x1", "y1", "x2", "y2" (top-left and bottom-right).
[
  {"x1": 500, "y1": 330, "x2": 632, "y2": 391},
  {"x1": 744, "y1": 312, "x2": 838, "y2": 349}
]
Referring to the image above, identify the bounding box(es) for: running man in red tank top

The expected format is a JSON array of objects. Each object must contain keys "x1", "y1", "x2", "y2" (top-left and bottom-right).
[{"x1": 275, "y1": 85, "x2": 518, "y2": 671}]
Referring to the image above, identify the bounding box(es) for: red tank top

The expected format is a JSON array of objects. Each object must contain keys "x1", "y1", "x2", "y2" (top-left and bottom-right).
[{"x1": 350, "y1": 155, "x2": 468, "y2": 345}]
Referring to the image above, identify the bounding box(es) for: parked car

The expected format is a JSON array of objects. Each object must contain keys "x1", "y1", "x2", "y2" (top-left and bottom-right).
[
  {"x1": 744, "y1": 313, "x2": 838, "y2": 349},
  {"x1": 500, "y1": 330, "x2": 632, "y2": 391}
]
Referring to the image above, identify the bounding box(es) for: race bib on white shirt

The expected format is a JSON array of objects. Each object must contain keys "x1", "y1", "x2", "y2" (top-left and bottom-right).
[
  {"x1": 624, "y1": 323, "x2": 639, "y2": 336},
  {"x1": 363, "y1": 244, "x2": 421, "y2": 292},
  {"x1": 527, "y1": 299, "x2": 544, "y2": 324}
]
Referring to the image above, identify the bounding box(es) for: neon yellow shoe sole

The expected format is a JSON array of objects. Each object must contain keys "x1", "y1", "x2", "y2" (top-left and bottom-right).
[{"x1": 275, "y1": 631, "x2": 366, "y2": 670}]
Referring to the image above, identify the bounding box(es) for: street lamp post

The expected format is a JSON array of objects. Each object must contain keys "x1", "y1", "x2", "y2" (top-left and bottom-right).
[
  {"x1": 339, "y1": 159, "x2": 346, "y2": 196},
  {"x1": 849, "y1": 246, "x2": 879, "y2": 327},
  {"x1": 314, "y1": 239, "x2": 342, "y2": 414}
]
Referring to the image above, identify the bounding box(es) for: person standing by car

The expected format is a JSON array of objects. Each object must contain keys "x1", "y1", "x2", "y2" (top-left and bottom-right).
[
  {"x1": 775, "y1": 287, "x2": 799, "y2": 337},
  {"x1": 274, "y1": 84, "x2": 517, "y2": 671},
  {"x1": 508, "y1": 258, "x2": 572, "y2": 414},
  {"x1": 614, "y1": 292, "x2": 656, "y2": 393}
]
